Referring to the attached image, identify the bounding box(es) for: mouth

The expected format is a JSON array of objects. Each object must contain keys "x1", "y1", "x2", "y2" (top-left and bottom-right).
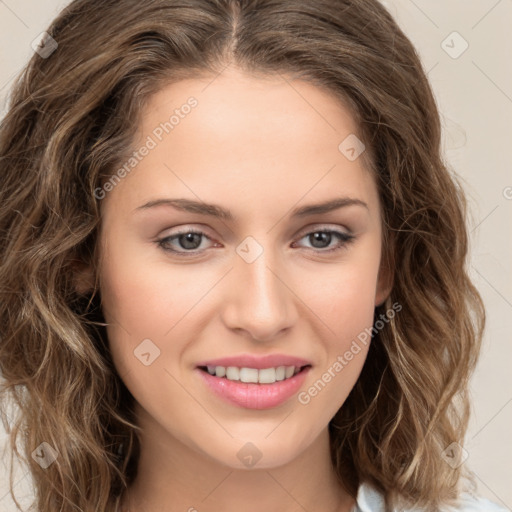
[
  {"x1": 197, "y1": 364, "x2": 310, "y2": 383},
  {"x1": 195, "y1": 360, "x2": 312, "y2": 410}
]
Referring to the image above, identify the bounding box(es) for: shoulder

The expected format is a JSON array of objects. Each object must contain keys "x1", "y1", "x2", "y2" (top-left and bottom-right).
[{"x1": 354, "y1": 482, "x2": 509, "y2": 512}]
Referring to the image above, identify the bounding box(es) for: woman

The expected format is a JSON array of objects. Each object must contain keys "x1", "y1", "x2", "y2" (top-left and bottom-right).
[{"x1": 0, "y1": 1, "x2": 506, "y2": 511}]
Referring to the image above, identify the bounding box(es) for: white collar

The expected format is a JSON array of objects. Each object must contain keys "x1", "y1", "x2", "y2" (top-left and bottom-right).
[
  {"x1": 353, "y1": 482, "x2": 508, "y2": 512},
  {"x1": 353, "y1": 482, "x2": 386, "y2": 511}
]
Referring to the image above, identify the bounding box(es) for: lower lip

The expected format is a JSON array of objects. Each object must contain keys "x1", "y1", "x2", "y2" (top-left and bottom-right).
[{"x1": 196, "y1": 367, "x2": 311, "y2": 410}]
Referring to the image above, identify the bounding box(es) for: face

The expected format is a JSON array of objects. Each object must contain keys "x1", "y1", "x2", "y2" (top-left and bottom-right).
[{"x1": 91, "y1": 67, "x2": 391, "y2": 470}]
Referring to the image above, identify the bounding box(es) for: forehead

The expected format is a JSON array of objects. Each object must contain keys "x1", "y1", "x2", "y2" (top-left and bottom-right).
[
  {"x1": 141, "y1": 68, "x2": 361, "y2": 150},
  {"x1": 103, "y1": 68, "x2": 380, "y2": 221}
]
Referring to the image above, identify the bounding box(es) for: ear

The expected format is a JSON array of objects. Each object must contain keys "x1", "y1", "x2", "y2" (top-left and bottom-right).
[
  {"x1": 374, "y1": 246, "x2": 394, "y2": 308},
  {"x1": 375, "y1": 262, "x2": 393, "y2": 307},
  {"x1": 70, "y1": 258, "x2": 96, "y2": 295}
]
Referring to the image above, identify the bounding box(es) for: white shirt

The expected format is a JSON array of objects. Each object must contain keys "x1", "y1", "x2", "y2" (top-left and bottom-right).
[{"x1": 353, "y1": 482, "x2": 509, "y2": 511}]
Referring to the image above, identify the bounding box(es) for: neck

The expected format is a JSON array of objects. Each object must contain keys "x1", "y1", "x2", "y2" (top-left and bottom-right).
[{"x1": 120, "y1": 405, "x2": 355, "y2": 512}]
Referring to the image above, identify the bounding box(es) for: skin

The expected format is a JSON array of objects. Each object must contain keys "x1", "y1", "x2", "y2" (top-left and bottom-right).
[{"x1": 79, "y1": 66, "x2": 392, "y2": 512}]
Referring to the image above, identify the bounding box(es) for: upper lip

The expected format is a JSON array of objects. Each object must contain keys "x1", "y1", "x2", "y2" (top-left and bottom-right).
[{"x1": 196, "y1": 353, "x2": 312, "y2": 370}]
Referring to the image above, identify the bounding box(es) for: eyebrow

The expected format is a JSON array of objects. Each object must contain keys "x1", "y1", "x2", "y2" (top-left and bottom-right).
[{"x1": 134, "y1": 196, "x2": 368, "y2": 221}]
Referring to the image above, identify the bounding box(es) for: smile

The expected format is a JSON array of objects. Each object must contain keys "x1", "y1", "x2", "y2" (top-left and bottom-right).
[
  {"x1": 196, "y1": 357, "x2": 312, "y2": 410},
  {"x1": 199, "y1": 365, "x2": 304, "y2": 383}
]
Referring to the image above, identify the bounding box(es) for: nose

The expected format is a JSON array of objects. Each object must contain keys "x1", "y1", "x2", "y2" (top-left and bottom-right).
[{"x1": 221, "y1": 244, "x2": 298, "y2": 343}]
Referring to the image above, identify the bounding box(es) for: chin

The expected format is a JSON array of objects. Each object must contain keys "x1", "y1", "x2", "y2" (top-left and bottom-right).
[{"x1": 196, "y1": 428, "x2": 316, "y2": 471}]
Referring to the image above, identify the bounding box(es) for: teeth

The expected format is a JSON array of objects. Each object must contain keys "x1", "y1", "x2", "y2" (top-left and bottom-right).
[
  {"x1": 239, "y1": 367, "x2": 259, "y2": 383},
  {"x1": 205, "y1": 365, "x2": 302, "y2": 383},
  {"x1": 215, "y1": 366, "x2": 226, "y2": 378},
  {"x1": 275, "y1": 366, "x2": 286, "y2": 381},
  {"x1": 225, "y1": 367, "x2": 240, "y2": 380},
  {"x1": 285, "y1": 366, "x2": 295, "y2": 378},
  {"x1": 258, "y1": 368, "x2": 276, "y2": 384}
]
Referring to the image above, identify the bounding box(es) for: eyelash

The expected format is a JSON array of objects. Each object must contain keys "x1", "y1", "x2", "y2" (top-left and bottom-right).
[{"x1": 156, "y1": 227, "x2": 355, "y2": 257}]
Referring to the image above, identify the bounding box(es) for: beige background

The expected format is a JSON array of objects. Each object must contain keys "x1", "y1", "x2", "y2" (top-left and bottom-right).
[{"x1": 0, "y1": 0, "x2": 511, "y2": 509}]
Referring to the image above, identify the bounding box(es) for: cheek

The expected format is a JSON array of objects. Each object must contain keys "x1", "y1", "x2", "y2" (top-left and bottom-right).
[
  {"x1": 300, "y1": 245, "x2": 381, "y2": 339},
  {"x1": 98, "y1": 240, "x2": 221, "y2": 380},
  {"x1": 97, "y1": 238, "x2": 170, "y2": 376},
  {"x1": 294, "y1": 265, "x2": 377, "y2": 424},
  {"x1": 99, "y1": 221, "x2": 381, "y2": 353},
  {"x1": 294, "y1": 243, "x2": 380, "y2": 406},
  {"x1": 99, "y1": 236, "x2": 195, "y2": 334}
]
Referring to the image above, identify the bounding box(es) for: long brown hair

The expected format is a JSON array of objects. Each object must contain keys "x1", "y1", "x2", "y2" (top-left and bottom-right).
[{"x1": 0, "y1": 1, "x2": 485, "y2": 510}]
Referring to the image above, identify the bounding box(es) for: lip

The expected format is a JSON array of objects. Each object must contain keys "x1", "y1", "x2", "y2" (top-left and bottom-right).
[
  {"x1": 196, "y1": 365, "x2": 311, "y2": 410},
  {"x1": 195, "y1": 353, "x2": 312, "y2": 370}
]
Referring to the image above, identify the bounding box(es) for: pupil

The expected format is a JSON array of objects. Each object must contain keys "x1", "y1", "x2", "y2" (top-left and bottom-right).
[
  {"x1": 311, "y1": 232, "x2": 331, "y2": 248},
  {"x1": 180, "y1": 233, "x2": 201, "y2": 249}
]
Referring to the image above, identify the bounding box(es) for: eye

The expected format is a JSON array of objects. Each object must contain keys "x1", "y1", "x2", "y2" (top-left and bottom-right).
[
  {"x1": 157, "y1": 229, "x2": 214, "y2": 256},
  {"x1": 156, "y1": 226, "x2": 355, "y2": 257},
  {"x1": 292, "y1": 228, "x2": 355, "y2": 254}
]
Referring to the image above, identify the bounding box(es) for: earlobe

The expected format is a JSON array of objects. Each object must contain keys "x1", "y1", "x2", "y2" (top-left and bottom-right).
[
  {"x1": 375, "y1": 233, "x2": 395, "y2": 307},
  {"x1": 375, "y1": 258, "x2": 394, "y2": 308},
  {"x1": 71, "y1": 259, "x2": 96, "y2": 295}
]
